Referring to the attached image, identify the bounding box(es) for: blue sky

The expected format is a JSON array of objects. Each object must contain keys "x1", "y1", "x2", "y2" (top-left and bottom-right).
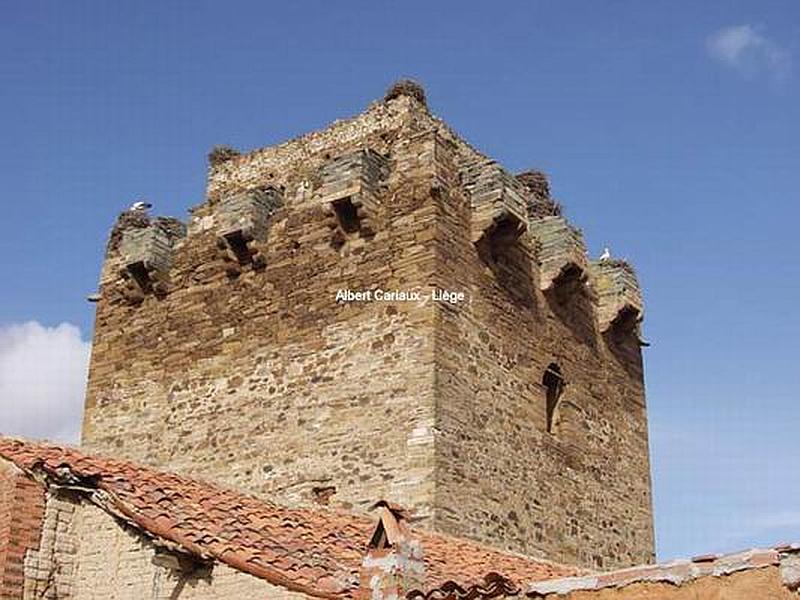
[{"x1": 1, "y1": 1, "x2": 799, "y2": 562}]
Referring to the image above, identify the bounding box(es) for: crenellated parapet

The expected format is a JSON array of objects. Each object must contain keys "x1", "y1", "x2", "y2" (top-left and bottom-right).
[
  {"x1": 113, "y1": 214, "x2": 186, "y2": 302},
  {"x1": 204, "y1": 93, "x2": 429, "y2": 204},
  {"x1": 528, "y1": 216, "x2": 589, "y2": 290},
  {"x1": 460, "y1": 157, "x2": 529, "y2": 246},
  {"x1": 590, "y1": 259, "x2": 644, "y2": 333}
]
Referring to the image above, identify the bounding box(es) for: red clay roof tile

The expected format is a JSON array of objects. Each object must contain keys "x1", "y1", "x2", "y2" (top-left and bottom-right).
[{"x1": 0, "y1": 437, "x2": 578, "y2": 598}]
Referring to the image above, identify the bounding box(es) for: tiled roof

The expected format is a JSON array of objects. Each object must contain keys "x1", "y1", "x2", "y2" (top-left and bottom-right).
[
  {"x1": 526, "y1": 545, "x2": 800, "y2": 597},
  {"x1": 0, "y1": 437, "x2": 578, "y2": 598},
  {"x1": 407, "y1": 573, "x2": 521, "y2": 600}
]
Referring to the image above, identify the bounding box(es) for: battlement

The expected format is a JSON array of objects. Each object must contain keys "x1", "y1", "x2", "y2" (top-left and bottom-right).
[
  {"x1": 101, "y1": 192, "x2": 638, "y2": 337},
  {"x1": 203, "y1": 93, "x2": 423, "y2": 204},
  {"x1": 85, "y1": 82, "x2": 653, "y2": 570}
]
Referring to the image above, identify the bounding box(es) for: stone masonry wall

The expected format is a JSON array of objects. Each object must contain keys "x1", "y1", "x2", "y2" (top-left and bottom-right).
[
  {"x1": 84, "y1": 95, "x2": 440, "y2": 519},
  {"x1": 19, "y1": 491, "x2": 308, "y2": 600},
  {"x1": 23, "y1": 493, "x2": 77, "y2": 598},
  {"x1": 526, "y1": 547, "x2": 800, "y2": 599},
  {"x1": 0, "y1": 464, "x2": 9, "y2": 594},
  {"x1": 430, "y1": 130, "x2": 652, "y2": 569},
  {"x1": 67, "y1": 501, "x2": 302, "y2": 600},
  {"x1": 0, "y1": 463, "x2": 46, "y2": 599},
  {"x1": 526, "y1": 566, "x2": 799, "y2": 599},
  {"x1": 83, "y1": 92, "x2": 653, "y2": 569}
]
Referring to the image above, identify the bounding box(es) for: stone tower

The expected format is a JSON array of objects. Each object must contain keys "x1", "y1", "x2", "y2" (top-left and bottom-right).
[{"x1": 82, "y1": 82, "x2": 654, "y2": 569}]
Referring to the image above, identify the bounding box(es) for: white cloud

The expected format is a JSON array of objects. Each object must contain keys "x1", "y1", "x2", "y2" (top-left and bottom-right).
[
  {"x1": 707, "y1": 24, "x2": 790, "y2": 80},
  {"x1": 0, "y1": 321, "x2": 90, "y2": 443}
]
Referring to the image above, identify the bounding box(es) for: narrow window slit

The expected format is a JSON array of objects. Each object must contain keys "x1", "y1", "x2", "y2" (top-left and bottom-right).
[{"x1": 542, "y1": 363, "x2": 564, "y2": 434}]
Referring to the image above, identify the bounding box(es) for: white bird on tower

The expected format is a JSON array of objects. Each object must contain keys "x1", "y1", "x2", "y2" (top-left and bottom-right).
[
  {"x1": 129, "y1": 200, "x2": 153, "y2": 212},
  {"x1": 599, "y1": 247, "x2": 611, "y2": 261}
]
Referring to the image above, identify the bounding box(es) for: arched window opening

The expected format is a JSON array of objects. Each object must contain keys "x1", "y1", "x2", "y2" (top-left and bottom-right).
[{"x1": 542, "y1": 363, "x2": 564, "y2": 434}]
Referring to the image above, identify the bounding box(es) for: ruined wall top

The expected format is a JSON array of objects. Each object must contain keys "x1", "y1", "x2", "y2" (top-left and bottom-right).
[
  {"x1": 203, "y1": 91, "x2": 428, "y2": 205},
  {"x1": 101, "y1": 80, "x2": 644, "y2": 330}
]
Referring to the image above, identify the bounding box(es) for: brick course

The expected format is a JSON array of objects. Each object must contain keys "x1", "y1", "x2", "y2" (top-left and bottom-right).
[{"x1": 0, "y1": 463, "x2": 46, "y2": 599}]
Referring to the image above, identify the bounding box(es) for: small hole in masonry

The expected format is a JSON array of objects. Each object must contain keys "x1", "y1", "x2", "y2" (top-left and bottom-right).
[
  {"x1": 223, "y1": 230, "x2": 252, "y2": 265},
  {"x1": 332, "y1": 198, "x2": 361, "y2": 234}
]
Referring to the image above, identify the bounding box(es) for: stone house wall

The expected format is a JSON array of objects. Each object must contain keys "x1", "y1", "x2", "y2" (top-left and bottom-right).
[
  {"x1": 66, "y1": 501, "x2": 301, "y2": 600},
  {"x1": 0, "y1": 468, "x2": 311, "y2": 600},
  {"x1": 83, "y1": 96, "x2": 439, "y2": 521}
]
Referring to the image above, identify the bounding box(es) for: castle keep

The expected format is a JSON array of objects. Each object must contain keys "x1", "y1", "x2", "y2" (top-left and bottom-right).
[{"x1": 81, "y1": 82, "x2": 654, "y2": 570}]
